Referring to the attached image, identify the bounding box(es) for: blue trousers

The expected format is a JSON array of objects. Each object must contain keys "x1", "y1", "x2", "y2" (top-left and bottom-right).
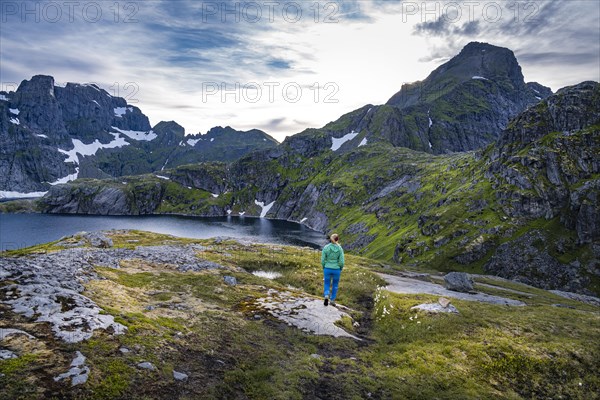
[{"x1": 323, "y1": 268, "x2": 341, "y2": 300}]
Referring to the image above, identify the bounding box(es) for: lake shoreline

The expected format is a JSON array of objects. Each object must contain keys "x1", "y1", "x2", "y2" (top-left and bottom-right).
[
  {"x1": 0, "y1": 198, "x2": 324, "y2": 233},
  {"x1": 0, "y1": 213, "x2": 326, "y2": 251}
]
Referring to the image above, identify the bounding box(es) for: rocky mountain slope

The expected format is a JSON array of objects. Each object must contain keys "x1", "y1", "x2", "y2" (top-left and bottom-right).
[
  {"x1": 33, "y1": 81, "x2": 600, "y2": 296},
  {"x1": 0, "y1": 76, "x2": 277, "y2": 194},
  {"x1": 283, "y1": 42, "x2": 552, "y2": 157},
  {"x1": 1, "y1": 230, "x2": 598, "y2": 399}
]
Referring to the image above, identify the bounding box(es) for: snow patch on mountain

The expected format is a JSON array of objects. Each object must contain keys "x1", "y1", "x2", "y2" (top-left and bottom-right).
[
  {"x1": 52, "y1": 132, "x2": 130, "y2": 184},
  {"x1": 331, "y1": 131, "x2": 359, "y2": 151},
  {"x1": 49, "y1": 171, "x2": 79, "y2": 186},
  {"x1": 114, "y1": 107, "x2": 133, "y2": 118},
  {"x1": 0, "y1": 190, "x2": 48, "y2": 199},
  {"x1": 111, "y1": 126, "x2": 157, "y2": 141},
  {"x1": 59, "y1": 133, "x2": 129, "y2": 164},
  {"x1": 255, "y1": 200, "x2": 275, "y2": 218}
]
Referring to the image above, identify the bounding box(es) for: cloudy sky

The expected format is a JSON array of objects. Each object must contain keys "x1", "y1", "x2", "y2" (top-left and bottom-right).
[{"x1": 1, "y1": 0, "x2": 599, "y2": 141}]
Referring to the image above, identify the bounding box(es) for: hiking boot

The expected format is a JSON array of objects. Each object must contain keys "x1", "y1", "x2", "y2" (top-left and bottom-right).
[
  {"x1": 324, "y1": 297, "x2": 329, "y2": 306},
  {"x1": 330, "y1": 301, "x2": 336, "y2": 307}
]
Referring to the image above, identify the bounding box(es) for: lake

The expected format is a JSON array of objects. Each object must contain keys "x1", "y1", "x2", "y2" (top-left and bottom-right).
[{"x1": 0, "y1": 213, "x2": 328, "y2": 251}]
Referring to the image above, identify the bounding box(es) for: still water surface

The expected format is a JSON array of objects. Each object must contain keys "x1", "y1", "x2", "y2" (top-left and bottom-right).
[{"x1": 0, "y1": 213, "x2": 327, "y2": 251}]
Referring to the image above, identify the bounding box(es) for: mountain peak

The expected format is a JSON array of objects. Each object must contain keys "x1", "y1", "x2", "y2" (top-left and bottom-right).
[
  {"x1": 459, "y1": 41, "x2": 511, "y2": 54},
  {"x1": 18, "y1": 75, "x2": 55, "y2": 91},
  {"x1": 153, "y1": 121, "x2": 185, "y2": 135},
  {"x1": 16, "y1": 75, "x2": 58, "y2": 100},
  {"x1": 386, "y1": 42, "x2": 524, "y2": 108}
]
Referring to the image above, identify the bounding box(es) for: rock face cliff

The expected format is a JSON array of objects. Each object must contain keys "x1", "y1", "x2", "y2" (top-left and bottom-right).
[
  {"x1": 0, "y1": 76, "x2": 277, "y2": 194},
  {"x1": 481, "y1": 82, "x2": 600, "y2": 291},
  {"x1": 488, "y1": 81, "x2": 600, "y2": 243}
]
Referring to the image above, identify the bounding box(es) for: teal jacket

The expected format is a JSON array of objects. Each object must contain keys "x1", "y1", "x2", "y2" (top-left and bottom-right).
[{"x1": 321, "y1": 243, "x2": 345, "y2": 270}]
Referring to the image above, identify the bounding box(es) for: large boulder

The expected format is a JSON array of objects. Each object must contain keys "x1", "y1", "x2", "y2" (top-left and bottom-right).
[{"x1": 443, "y1": 272, "x2": 474, "y2": 293}]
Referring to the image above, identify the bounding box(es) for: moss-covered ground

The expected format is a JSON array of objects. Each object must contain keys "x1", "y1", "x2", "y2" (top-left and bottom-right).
[{"x1": 1, "y1": 231, "x2": 598, "y2": 399}]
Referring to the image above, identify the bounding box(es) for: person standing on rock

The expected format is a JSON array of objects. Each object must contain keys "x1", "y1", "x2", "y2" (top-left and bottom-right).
[{"x1": 321, "y1": 233, "x2": 345, "y2": 306}]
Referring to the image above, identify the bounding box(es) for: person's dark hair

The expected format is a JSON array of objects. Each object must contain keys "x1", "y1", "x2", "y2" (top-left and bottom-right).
[{"x1": 330, "y1": 233, "x2": 339, "y2": 243}]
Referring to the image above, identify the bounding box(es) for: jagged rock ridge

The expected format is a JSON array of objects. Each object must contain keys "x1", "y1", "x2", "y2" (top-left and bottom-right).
[{"x1": 0, "y1": 76, "x2": 277, "y2": 193}]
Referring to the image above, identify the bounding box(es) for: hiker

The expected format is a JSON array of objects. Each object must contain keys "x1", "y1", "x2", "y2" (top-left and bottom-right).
[{"x1": 321, "y1": 233, "x2": 344, "y2": 306}]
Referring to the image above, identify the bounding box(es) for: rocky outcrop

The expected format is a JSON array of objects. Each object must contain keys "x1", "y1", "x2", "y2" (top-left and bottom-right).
[
  {"x1": 568, "y1": 180, "x2": 600, "y2": 243},
  {"x1": 497, "y1": 81, "x2": 600, "y2": 148},
  {"x1": 487, "y1": 82, "x2": 600, "y2": 243},
  {"x1": 40, "y1": 183, "x2": 133, "y2": 214},
  {"x1": 167, "y1": 163, "x2": 229, "y2": 194},
  {"x1": 484, "y1": 231, "x2": 592, "y2": 294}
]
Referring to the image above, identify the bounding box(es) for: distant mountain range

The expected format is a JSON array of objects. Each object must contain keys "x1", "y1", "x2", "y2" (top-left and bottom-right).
[
  {"x1": 0, "y1": 78, "x2": 277, "y2": 194},
  {"x1": 1, "y1": 42, "x2": 551, "y2": 195}
]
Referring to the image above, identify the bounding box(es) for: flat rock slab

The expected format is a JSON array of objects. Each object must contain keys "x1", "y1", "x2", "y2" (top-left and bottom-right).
[
  {"x1": 411, "y1": 303, "x2": 459, "y2": 313},
  {"x1": 255, "y1": 290, "x2": 360, "y2": 340},
  {"x1": 378, "y1": 273, "x2": 526, "y2": 306},
  {"x1": 550, "y1": 290, "x2": 600, "y2": 306},
  {"x1": 1, "y1": 249, "x2": 128, "y2": 343}
]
